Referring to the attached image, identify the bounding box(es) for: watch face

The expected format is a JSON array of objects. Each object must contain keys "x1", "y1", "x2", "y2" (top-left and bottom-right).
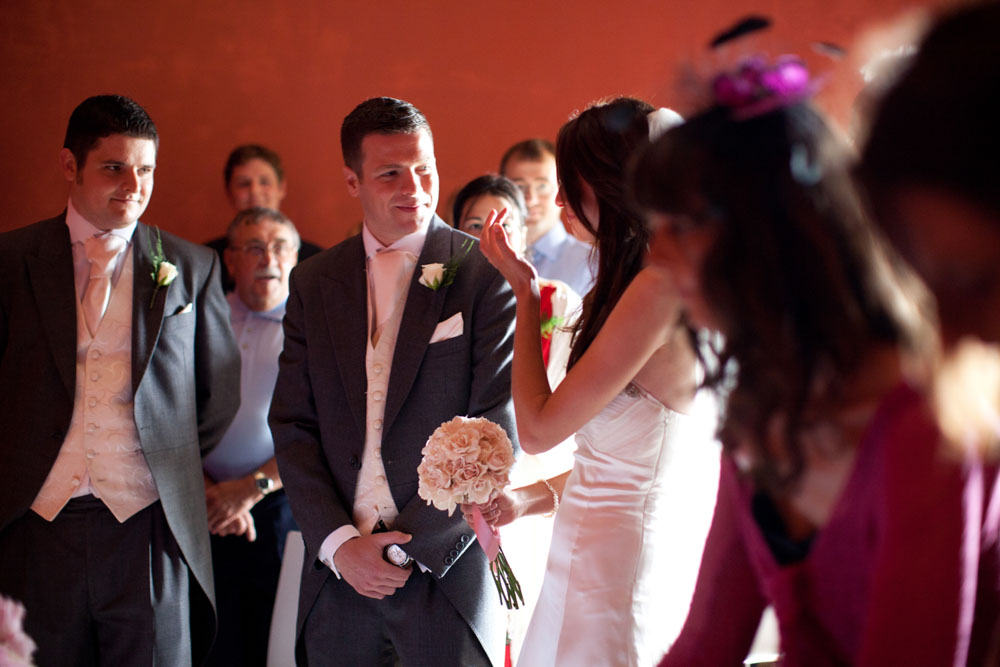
[{"x1": 385, "y1": 544, "x2": 411, "y2": 567}]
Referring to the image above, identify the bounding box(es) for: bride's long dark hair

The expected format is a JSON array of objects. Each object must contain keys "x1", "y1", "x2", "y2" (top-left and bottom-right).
[{"x1": 558, "y1": 97, "x2": 655, "y2": 369}]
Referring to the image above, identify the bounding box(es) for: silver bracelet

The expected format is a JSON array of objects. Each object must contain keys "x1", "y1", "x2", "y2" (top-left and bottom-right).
[{"x1": 540, "y1": 478, "x2": 559, "y2": 518}]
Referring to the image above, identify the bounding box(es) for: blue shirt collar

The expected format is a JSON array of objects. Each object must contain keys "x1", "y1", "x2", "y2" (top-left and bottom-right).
[
  {"x1": 530, "y1": 222, "x2": 570, "y2": 261},
  {"x1": 227, "y1": 290, "x2": 287, "y2": 324}
]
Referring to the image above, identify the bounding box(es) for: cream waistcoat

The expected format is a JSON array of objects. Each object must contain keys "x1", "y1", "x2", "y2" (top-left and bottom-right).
[
  {"x1": 31, "y1": 249, "x2": 159, "y2": 522},
  {"x1": 351, "y1": 272, "x2": 412, "y2": 534}
]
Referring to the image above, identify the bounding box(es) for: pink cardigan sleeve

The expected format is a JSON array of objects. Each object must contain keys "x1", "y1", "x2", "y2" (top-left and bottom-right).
[
  {"x1": 660, "y1": 457, "x2": 767, "y2": 666},
  {"x1": 857, "y1": 389, "x2": 978, "y2": 666}
]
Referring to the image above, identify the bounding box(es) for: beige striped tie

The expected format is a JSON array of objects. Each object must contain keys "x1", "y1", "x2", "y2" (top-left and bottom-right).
[
  {"x1": 368, "y1": 248, "x2": 411, "y2": 346},
  {"x1": 82, "y1": 233, "x2": 126, "y2": 336}
]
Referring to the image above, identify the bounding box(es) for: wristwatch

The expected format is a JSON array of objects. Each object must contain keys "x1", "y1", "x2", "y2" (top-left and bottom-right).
[
  {"x1": 384, "y1": 544, "x2": 413, "y2": 568},
  {"x1": 253, "y1": 471, "x2": 274, "y2": 495}
]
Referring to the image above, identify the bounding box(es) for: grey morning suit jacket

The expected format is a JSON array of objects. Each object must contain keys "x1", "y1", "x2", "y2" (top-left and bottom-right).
[
  {"x1": 0, "y1": 214, "x2": 241, "y2": 663},
  {"x1": 270, "y1": 216, "x2": 518, "y2": 665}
]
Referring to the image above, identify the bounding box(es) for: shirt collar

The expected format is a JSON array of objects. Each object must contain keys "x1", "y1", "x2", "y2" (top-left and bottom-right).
[
  {"x1": 361, "y1": 221, "x2": 428, "y2": 260},
  {"x1": 65, "y1": 198, "x2": 137, "y2": 245},
  {"x1": 530, "y1": 221, "x2": 569, "y2": 260},
  {"x1": 227, "y1": 290, "x2": 287, "y2": 324}
]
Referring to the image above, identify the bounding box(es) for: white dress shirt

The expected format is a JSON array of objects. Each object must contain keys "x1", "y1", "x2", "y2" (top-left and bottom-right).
[{"x1": 66, "y1": 199, "x2": 136, "y2": 301}]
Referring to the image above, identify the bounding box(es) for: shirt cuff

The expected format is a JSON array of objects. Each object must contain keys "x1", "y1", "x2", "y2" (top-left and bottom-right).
[
  {"x1": 319, "y1": 525, "x2": 361, "y2": 578},
  {"x1": 392, "y1": 547, "x2": 430, "y2": 574}
]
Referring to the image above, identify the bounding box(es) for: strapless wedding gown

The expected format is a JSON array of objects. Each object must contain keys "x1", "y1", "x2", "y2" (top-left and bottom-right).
[{"x1": 516, "y1": 384, "x2": 719, "y2": 667}]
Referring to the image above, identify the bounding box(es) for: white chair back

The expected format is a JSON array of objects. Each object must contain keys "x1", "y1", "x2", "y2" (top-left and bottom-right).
[{"x1": 267, "y1": 530, "x2": 304, "y2": 667}]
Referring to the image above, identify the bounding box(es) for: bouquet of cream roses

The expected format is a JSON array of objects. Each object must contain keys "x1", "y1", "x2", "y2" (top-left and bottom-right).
[
  {"x1": 0, "y1": 594, "x2": 36, "y2": 667},
  {"x1": 417, "y1": 416, "x2": 523, "y2": 609}
]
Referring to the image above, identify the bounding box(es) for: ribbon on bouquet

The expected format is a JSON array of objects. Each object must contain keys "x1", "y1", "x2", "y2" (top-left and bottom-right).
[{"x1": 469, "y1": 506, "x2": 500, "y2": 561}]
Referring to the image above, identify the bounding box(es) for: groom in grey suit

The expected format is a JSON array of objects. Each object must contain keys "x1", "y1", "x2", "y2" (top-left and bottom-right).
[
  {"x1": 0, "y1": 95, "x2": 240, "y2": 665},
  {"x1": 270, "y1": 97, "x2": 516, "y2": 666}
]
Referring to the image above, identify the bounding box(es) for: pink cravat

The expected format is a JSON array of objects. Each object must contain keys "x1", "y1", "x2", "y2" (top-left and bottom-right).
[
  {"x1": 82, "y1": 233, "x2": 127, "y2": 336},
  {"x1": 368, "y1": 248, "x2": 413, "y2": 345}
]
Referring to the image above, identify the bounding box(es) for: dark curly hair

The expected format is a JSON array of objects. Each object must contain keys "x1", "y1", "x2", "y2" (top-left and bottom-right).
[{"x1": 630, "y1": 101, "x2": 929, "y2": 492}]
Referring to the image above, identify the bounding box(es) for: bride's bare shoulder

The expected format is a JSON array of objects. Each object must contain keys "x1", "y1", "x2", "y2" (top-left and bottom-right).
[{"x1": 619, "y1": 265, "x2": 680, "y2": 315}]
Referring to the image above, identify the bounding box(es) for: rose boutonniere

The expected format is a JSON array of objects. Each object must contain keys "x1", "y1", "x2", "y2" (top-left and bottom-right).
[
  {"x1": 147, "y1": 226, "x2": 177, "y2": 308},
  {"x1": 419, "y1": 239, "x2": 474, "y2": 291}
]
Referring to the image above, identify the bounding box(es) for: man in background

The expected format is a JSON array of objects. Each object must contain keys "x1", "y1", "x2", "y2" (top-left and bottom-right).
[
  {"x1": 206, "y1": 144, "x2": 323, "y2": 290},
  {"x1": 500, "y1": 138, "x2": 595, "y2": 296},
  {"x1": 203, "y1": 206, "x2": 301, "y2": 666}
]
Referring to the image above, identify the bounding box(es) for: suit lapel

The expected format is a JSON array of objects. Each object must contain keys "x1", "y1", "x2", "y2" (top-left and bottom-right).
[
  {"x1": 321, "y1": 236, "x2": 369, "y2": 438},
  {"x1": 383, "y1": 217, "x2": 454, "y2": 434},
  {"x1": 131, "y1": 223, "x2": 167, "y2": 392},
  {"x1": 25, "y1": 216, "x2": 77, "y2": 398}
]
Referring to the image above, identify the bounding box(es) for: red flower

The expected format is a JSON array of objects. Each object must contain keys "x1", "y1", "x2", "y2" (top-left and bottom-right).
[{"x1": 539, "y1": 283, "x2": 559, "y2": 367}]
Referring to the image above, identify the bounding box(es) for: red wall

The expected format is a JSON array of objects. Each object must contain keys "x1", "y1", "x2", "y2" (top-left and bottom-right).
[{"x1": 0, "y1": 0, "x2": 951, "y2": 245}]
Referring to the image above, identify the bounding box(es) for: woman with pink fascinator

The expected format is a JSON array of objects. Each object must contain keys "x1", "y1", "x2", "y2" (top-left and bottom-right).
[{"x1": 635, "y1": 53, "x2": 999, "y2": 665}]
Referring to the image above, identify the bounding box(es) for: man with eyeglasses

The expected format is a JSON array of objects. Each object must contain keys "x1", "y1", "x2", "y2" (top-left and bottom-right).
[
  {"x1": 201, "y1": 206, "x2": 300, "y2": 666},
  {"x1": 500, "y1": 138, "x2": 596, "y2": 296}
]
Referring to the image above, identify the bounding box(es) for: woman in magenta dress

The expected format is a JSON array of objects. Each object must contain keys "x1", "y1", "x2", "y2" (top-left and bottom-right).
[{"x1": 630, "y1": 56, "x2": 1000, "y2": 665}]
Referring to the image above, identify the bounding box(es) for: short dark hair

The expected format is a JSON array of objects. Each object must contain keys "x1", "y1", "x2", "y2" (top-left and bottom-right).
[
  {"x1": 451, "y1": 174, "x2": 528, "y2": 229},
  {"x1": 224, "y1": 144, "x2": 284, "y2": 189},
  {"x1": 225, "y1": 206, "x2": 300, "y2": 249},
  {"x1": 341, "y1": 97, "x2": 431, "y2": 176},
  {"x1": 858, "y1": 2, "x2": 1000, "y2": 222},
  {"x1": 63, "y1": 95, "x2": 158, "y2": 169},
  {"x1": 499, "y1": 138, "x2": 556, "y2": 175}
]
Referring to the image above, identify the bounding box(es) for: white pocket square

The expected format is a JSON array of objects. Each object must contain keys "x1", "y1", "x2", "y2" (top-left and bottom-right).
[
  {"x1": 173, "y1": 303, "x2": 193, "y2": 315},
  {"x1": 430, "y1": 312, "x2": 464, "y2": 343}
]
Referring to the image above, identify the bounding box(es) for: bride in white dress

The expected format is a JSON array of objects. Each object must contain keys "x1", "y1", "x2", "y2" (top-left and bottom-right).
[{"x1": 470, "y1": 98, "x2": 718, "y2": 666}]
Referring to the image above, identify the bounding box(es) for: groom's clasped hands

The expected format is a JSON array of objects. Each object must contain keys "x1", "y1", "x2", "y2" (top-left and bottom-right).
[{"x1": 333, "y1": 531, "x2": 413, "y2": 599}]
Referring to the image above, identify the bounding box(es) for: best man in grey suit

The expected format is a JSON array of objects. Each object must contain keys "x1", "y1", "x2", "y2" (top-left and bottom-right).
[
  {"x1": 269, "y1": 97, "x2": 516, "y2": 666},
  {"x1": 0, "y1": 95, "x2": 241, "y2": 666}
]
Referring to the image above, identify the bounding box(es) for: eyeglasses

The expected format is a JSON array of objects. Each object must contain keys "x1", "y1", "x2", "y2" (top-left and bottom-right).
[
  {"x1": 231, "y1": 241, "x2": 297, "y2": 259},
  {"x1": 517, "y1": 181, "x2": 555, "y2": 198}
]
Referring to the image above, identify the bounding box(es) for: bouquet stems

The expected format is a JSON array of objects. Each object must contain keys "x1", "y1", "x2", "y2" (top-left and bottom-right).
[{"x1": 490, "y1": 545, "x2": 524, "y2": 610}]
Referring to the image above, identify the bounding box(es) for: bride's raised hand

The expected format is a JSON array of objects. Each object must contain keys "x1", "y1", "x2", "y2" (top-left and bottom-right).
[{"x1": 479, "y1": 208, "x2": 537, "y2": 298}]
